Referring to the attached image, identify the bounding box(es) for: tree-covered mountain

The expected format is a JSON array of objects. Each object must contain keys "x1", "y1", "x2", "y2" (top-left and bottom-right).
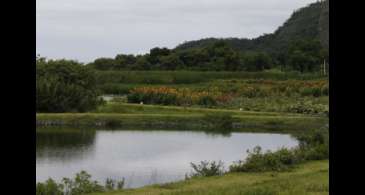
[
  {"x1": 56, "y1": 0, "x2": 329, "y2": 73},
  {"x1": 175, "y1": 0, "x2": 329, "y2": 55}
]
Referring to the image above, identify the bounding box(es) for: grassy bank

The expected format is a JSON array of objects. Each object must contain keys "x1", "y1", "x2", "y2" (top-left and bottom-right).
[
  {"x1": 37, "y1": 103, "x2": 327, "y2": 132},
  {"x1": 89, "y1": 160, "x2": 328, "y2": 195}
]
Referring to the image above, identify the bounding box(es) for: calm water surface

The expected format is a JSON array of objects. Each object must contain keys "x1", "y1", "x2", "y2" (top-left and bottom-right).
[{"x1": 36, "y1": 129, "x2": 298, "y2": 188}]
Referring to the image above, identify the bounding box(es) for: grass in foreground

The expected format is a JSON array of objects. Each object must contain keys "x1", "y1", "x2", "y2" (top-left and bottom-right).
[{"x1": 90, "y1": 160, "x2": 328, "y2": 195}]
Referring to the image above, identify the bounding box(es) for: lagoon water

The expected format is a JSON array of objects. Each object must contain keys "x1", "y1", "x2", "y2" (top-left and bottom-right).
[{"x1": 36, "y1": 129, "x2": 298, "y2": 188}]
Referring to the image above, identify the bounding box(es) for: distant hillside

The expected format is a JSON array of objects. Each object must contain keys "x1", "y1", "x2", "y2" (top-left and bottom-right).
[
  {"x1": 175, "y1": 1, "x2": 329, "y2": 54},
  {"x1": 80, "y1": 1, "x2": 329, "y2": 72}
]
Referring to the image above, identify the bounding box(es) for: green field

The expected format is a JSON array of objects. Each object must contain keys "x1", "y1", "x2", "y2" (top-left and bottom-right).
[
  {"x1": 37, "y1": 102, "x2": 327, "y2": 132},
  {"x1": 89, "y1": 160, "x2": 328, "y2": 195}
]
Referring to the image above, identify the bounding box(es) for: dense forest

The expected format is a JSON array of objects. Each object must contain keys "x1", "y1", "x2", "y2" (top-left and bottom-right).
[{"x1": 82, "y1": 1, "x2": 328, "y2": 73}]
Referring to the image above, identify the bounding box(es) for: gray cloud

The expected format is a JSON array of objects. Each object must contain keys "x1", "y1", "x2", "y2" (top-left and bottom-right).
[{"x1": 37, "y1": 0, "x2": 317, "y2": 63}]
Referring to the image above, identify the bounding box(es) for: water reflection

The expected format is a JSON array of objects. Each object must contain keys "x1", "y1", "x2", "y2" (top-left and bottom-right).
[
  {"x1": 36, "y1": 129, "x2": 298, "y2": 188},
  {"x1": 36, "y1": 128, "x2": 96, "y2": 162}
]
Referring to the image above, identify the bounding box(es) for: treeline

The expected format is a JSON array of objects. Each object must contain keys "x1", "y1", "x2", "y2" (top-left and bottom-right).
[{"x1": 87, "y1": 38, "x2": 328, "y2": 73}]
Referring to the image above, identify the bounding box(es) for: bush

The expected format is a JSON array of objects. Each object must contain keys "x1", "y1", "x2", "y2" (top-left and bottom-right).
[
  {"x1": 36, "y1": 171, "x2": 125, "y2": 195},
  {"x1": 229, "y1": 146, "x2": 302, "y2": 172},
  {"x1": 295, "y1": 127, "x2": 329, "y2": 160},
  {"x1": 62, "y1": 171, "x2": 104, "y2": 195},
  {"x1": 230, "y1": 125, "x2": 329, "y2": 173},
  {"x1": 189, "y1": 161, "x2": 224, "y2": 177},
  {"x1": 36, "y1": 59, "x2": 104, "y2": 112}
]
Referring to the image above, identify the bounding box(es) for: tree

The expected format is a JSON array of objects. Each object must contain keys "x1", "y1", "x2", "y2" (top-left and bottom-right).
[
  {"x1": 242, "y1": 52, "x2": 272, "y2": 71},
  {"x1": 115, "y1": 54, "x2": 137, "y2": 69},
  {"x1": 148, "y1": 47, "x2": 171, "y2": 65},
  {"x1": 90, "y1": 58, "x2": 117, "y2": 70},
  {"x1": 132, "y1": 56, "x2": 152, "y2": 70},
  {"x1": 287, "y1": 39, "x2": 323, "y2": 72},
  {"x1": 36, "y1": 59, "x2": 103, "y2": 112},
  {"x1": 159, "y1": 54, "x2": 184, "y2": 70}
]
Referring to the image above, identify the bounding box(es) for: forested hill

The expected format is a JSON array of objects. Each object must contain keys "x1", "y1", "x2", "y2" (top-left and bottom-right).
[
  {"x1": 39, "y1": 1, "x2": 329, "y2": 73},
  {"x1": 175, "y1": 1, "x2": 329, "y2": 54}
]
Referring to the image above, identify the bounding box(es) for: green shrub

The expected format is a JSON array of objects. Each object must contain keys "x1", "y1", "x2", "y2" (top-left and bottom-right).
[
  {"x1": 230, "y1": 125, "x2": 329, "y2": 173},
  {"x1": 37, "y1": 59, "x2": 104, "y2": 113},
  {"x1": 189, "y1": 161, "x2": 225, "y2": 177},
  {"x1": 229, "y1": 146, "x2": 302, "y2": 172},
  {"x1": 62, "y1": 171, "x2": 104, "y2": 195},
  {"x1": 36, "y1": 171, "x2": 125, "y2": 195},
  {"x1": 295, "y1": 126, "x2": 329, "y2": 160}
]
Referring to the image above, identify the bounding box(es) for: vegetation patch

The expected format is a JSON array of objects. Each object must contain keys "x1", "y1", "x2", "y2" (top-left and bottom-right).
[{"x1": 36, "y1": 171, "x2": 125, "y2": 195}]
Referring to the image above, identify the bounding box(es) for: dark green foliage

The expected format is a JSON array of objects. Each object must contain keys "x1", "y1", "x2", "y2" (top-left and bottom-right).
[
  {"x1": 189, "y1": 161, "x2": 224, "y2": 177},
  {"x1": 287, "y1": 39, "x2": 324, "y2": 72},
  {"x1": 36, "y1": 58, "x2": 104, "y2": 112},
  {"x1": 104, "y1": 119, "x2": 121, "y2": 128},
  {"x1": 203, "y1": 113, "x2": 234, "y2": 130},
  {"x1": 89, "y1": 58, "x2": 117, "y2": 70},
  {"x1": 159, "y1": 53, "x2": 184, "y2": 70},
  {"x1": 242, "y1": 52, "x2": 272, "y2": 71}
]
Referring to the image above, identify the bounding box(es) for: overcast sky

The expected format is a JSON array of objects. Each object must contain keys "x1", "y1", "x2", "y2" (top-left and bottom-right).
[{"x1": 36, "y1": 0, "x2": 318, "y2": 63}]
